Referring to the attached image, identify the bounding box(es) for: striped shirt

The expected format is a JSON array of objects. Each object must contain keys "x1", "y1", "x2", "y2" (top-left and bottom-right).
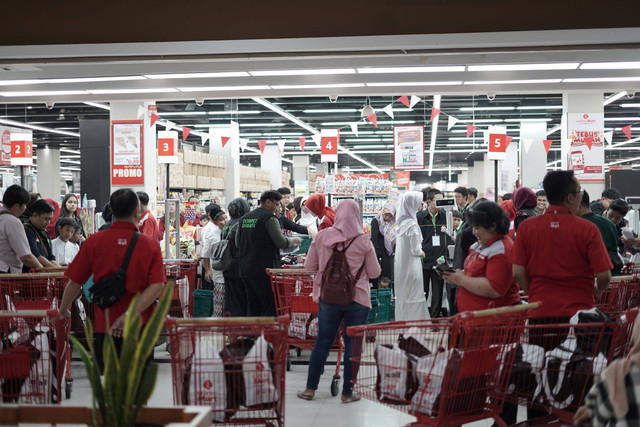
[{"x1": 583, "y1": 364, "x2": 640, "y2": 427}]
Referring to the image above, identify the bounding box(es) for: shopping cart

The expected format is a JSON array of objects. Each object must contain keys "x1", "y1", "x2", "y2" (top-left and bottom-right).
[
  {"x1": 622, "y1": 261, "x2": 640, "y2": 276},
  {"x1": 500, "y1": 308, "x2": 639, "y2": 426},
  {"x1": 267, "y1": 268, "x2": 344, "y2": 396},
  {"x1": 0, "y1": 309, "x2": 68, "y2": 404},
  {"x1": 164, "y1": 259, "x2": 198, "y2": 318},
  {"x1": 596, "y1": 275, "x2": 640, "y2": 316},
  {"x1": 167, "y1": 316, "x2": 289, "y2": 426},
  {"x1": 346, "y1": 303, "x2": 539, "y2": 427}
]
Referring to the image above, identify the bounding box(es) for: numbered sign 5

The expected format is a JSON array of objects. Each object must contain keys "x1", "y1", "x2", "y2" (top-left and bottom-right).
[{"x1": 488, "y1": 133, "x2": 508, "y2": 161}]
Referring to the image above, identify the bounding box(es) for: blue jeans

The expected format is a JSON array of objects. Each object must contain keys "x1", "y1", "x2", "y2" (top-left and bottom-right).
[{"x1": 306, "y1": 300, "x2": 370, "y2": 396}]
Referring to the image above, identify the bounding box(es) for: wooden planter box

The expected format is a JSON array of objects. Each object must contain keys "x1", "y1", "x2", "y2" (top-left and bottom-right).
[{"x1": 0, "y1": 405, "x2": 211, "y2": 427}]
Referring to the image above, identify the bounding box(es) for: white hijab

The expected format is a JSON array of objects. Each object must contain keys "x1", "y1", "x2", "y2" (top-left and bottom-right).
[
  {"x1": 298, "y1": 196, "x2": 318, "y2": 228},
  {"x1": 395, "y1": 191, "x2": 423, "y2": 238}
]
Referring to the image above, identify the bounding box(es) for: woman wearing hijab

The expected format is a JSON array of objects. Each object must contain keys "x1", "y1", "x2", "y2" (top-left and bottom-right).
[
  {"x1": 221, "y1": 198, "x2": 251, "y2": 316},
  {"x1": 298, "y1": 199, "x2": 380, "y2": 403},
  {"x1": 394, "y1": 191, "x2": 429, "y2": 321},
  {"x1": 512, "y1": 187, "x2": 539, "y2": 232},
  {"x1": 304, "y1": 194, "x2": 336, "y2": 231},
  {"x1": 370, "y1": 202, "x2": 396, "y2": 288}
]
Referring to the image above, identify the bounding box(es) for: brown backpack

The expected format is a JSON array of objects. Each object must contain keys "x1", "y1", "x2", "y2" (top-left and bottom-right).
[{"x1": 320, "y1": 237, "x2": 366, "y2": 305}]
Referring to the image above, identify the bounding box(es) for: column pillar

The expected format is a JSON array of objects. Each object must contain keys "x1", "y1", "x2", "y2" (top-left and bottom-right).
[
  {"x1": 80, "y1": 119, "x2": 110, "y2": 209},
  {"x1": 210, "y1": 124, "x2": 240, "y2": 203},
  {"x1": 520, "y1": 122, "x2": 548, "y2": 189},
  {"x1": 499, "y1": 140, "x2": 519, "y2": 194},
  {"x1": 261, "y1": 145, "x2": 282, "y2": 189},
  {"x1": 37, "y1": 147, "x2": 61, "y2": 200},
  {"x1": 457, "y1": 170, "x2": 468, "y2": 186}
]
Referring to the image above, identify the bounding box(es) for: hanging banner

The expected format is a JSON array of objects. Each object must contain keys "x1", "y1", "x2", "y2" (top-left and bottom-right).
[
  {"x1": 10, "y1": 133, "x2": 34, "y2": 166},
  {"x1": 158, "y1": 130, "x2": 178, "y2": 164},
  {"x1": 567, "y1": 113, "x2": 605, "y2": 182},
  {"x1": 396, "y1": 171, "x2": 410, "y2": 188},
  {"x1": 393, "y1": 125, "x2": 424, "y2": 170},
  {"x1": 111, "y1": 120, "x2": 144, "y2": 186},
  {"x1": 320, "y1": 129, "x2": 339, "y2": 163}
]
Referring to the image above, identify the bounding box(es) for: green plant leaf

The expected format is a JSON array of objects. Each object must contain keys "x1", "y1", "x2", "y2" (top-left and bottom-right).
[
  {"x1": 131, "y1": 362, "x2": 158, "y2": 424},
  {"x1": 70, "y1": 322, "x2": 106, "y2": 426},
  {"x1": 116, "y1": 295, "x2": 142, "y2": 425}
]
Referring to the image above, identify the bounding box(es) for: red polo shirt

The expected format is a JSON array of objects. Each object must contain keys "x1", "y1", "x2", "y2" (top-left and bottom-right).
[
  {"x1": 65, "y1": 221, "x2": 166, "y2": 333},
  {"x1": 138, "y1": 210, "x2": 159, "y2": 242},
  {"x1": 457, "y1": 234, "x2": 520, "y2": 312},
  {"x1": 511, "y1": 205, "x2": 612, "y2": 318}
]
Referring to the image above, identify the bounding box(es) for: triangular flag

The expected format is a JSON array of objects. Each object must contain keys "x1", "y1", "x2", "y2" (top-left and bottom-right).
[
  {"x1": 163, "y1": 122, "x2": 173, "y2": 130},
  {"x1": 258, "y1": 139, "x2": 267, "y2": 154},
  {"x1": 200, "y1": 134, "x2": 209, "y2": 145},
  {"x1": 382, "y1": 104, "x2": 394, "y2": 119},
  {"x1": 543, "y1": 139, "x2": 553, "y2": 155},
  {"x1": 221, "y1": 136, "x2": 230, "y2": 148},
  {"x1": 312, "y1": 134, "x2": 321, "y2": 148},
  {"x1": 277, "y1": 140, "x2": 286, "y2": 154},
  {"x1": 466, "y1": 124, "x2": 477, "y2": 138},
  {"x1": 137, "y1": 105, "x2": 146, "y2": 119},
  {"x1": 366, "y1": 113, "x2": 378, "y2": 128},
  {"x1": 298, "y1": 137, "x2": 306, "y2": 151},
  {"x1": 430, "y1": 108, "x2": 441, "y2": 121},
  {"x1": 447, "y1": 116, "x2": 459, "y2": 130},
  {"x1": 604, "y1": 131, "x2": 614, "y2": 145},
  {"x1": 350, "y1": 122, "x2": 359, "y2": 137},
  {"x1": 622, "y1": 125, "x2": 632, "y2": 139},
  {"x1": 150, "y1": 113, "x2": 160, "y2": 127},
  {"x1": 409, "y1": 95, "x2": 421, "y2": 109},
  {"x1": 505, "y1": 135, "x2": 513, "y2": 147},
  {"x1": 239, "y1": 138, "x2": 248, "y2": 151},
  {"x1": 182, "y1": 127, "x2": 191, "y2": 141},
  {"x1": 523, "y1": 138, "x2": 533, "y2": 153},
  {"x1": 584, "y1": 136, "x2": 594, "y2": 150},
  {"x1": 398, "y1": 95, "x2": 410, "y2": 108},
  {"x1": 483, "y1": 130, "x2": 490, "y2": 146}
]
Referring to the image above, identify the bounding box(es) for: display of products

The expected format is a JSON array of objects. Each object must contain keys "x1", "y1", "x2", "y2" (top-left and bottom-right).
[{"x1": 315, "y1": 174, "x2": 391, "y2": 195}]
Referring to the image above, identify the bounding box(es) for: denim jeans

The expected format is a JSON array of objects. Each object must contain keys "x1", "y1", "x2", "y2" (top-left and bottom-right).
[{"x1": 306, "y1": 300, "x2": 370, "y2": 396}]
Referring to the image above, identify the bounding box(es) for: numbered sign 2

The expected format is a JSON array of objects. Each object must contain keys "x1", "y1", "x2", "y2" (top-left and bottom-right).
[
  {"x1": 321, "y1": 129, "x2": 339, "y2": 163},
  {"x1": 10, "y1": 133, "x2": 33, "y2": 166}
]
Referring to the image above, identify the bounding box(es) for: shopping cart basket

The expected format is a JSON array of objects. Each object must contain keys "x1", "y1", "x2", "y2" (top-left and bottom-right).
[
  {"x1": 0, "y1": 309, "x2": 68, "y2": 404},
  {"x1": 500, "y1": 308, "x2": 640, "y2": 426},
  {"x1": 622, "y1": 261, "x2": 640, "y2": 276},
  {"x1": 167, "y1": 316, "x2": 289, "y2": 426},
  {"x1": 267, "y1": 268, "x2": 344, "y2": 396},
  {"x1": 596, "y1": 275, "x2": 640, "y2": 316},
  {"x1": 346, "y1": 303, "x2": 539, "y2": 427},
  {"x1": 164, "y1": 259, "x2": 198, "y2": 318}
]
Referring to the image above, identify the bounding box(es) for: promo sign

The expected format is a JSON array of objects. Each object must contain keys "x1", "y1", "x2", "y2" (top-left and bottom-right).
[
  {"x1": 1, "y1": 127, "x2": 13, "y2": 165},
  {"x1": 10, "y1": 133, "x2": 33, "y2": 166},
  {"x1": 320, "y1": 129, "x2": 339, "y2": 163},
  {"x1": 567, "y1": 113, "x2": 605, "y2": 182},
  {"x1": 396, "y1": 171, "x2": 410, "y2": 188},
  {"x1": 393, "y1": 125, "x2": 424, "y2": 170},
  {"x1": 157, "y1": 130, "x2": 178, "y2": 164},
  {"x1": 111, "y1": 121, "x2": 144, "y2": 186}
]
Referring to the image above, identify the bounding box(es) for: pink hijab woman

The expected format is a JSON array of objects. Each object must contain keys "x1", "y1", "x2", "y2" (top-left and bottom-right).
[{"x1": 300, "y1": 199, "x2": 381, "y2": 403}]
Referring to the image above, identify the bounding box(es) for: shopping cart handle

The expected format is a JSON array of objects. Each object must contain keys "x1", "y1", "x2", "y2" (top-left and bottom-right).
[
  {"x1": 612, "y1": 275, "x2": 635, "y2": 281},
  {"x1": 469, "y1": 302, "x2": 540, "y2": 318},
  {"x1": 166, "y1": 315, "x2": 290, "y2": 326},
  {"x1": 266, "y1": 268, "x2": 314, "y2": 274}
]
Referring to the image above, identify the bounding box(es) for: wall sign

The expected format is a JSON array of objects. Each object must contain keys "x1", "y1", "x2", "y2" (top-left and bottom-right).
[
  {"x1": 10, "y1": 132, "x2": 33, "y2": 166},
  {"x1": 567, "y1": 113, "x2": 605, "y2": 182},
  {"x1": 320, "y1": 129, "x2": 339, "y2": 163},
  {"x1": 393, "y1": 125, "x2": 424, "y2": 170},
  {"x1": 157, "y1": 130, "x2": 178, "y2": 164},
  {"x1": 111, "y1": 120, "x2": 144, "y2": 186}
]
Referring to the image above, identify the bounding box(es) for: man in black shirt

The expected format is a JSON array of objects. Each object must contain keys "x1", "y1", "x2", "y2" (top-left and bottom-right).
[{"x1": 23, "y1": 199, "x2": 61, "y2": 271}]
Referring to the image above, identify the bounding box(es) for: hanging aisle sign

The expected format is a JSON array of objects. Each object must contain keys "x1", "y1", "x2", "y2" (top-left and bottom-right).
[
  {"x1": 567, "y1": 113, "x2": 605, "y2": 182},
  {"x1": 393, "y1": 125, "x2": 424, "y2": 170},
  {"x1": 487, "y1": 126, "x2": 509, "y2": 161},
  {"x1": 111, "y1": 120, "x2": 144, "y2": 185},
  {"x1": 158, "y1": 130, "x2": 178, "y2": 164},
  {"x1": 321, "y1": 129, "x2": 339, "y2": 163},
  {"x1": 10, "y1": 132, "x2": 33, "y2": 166}
]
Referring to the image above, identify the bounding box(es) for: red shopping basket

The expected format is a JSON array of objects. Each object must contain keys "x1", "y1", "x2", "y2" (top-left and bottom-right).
[
  {"x1": 164, "y1": 259, "x2": 198, "y2": 318},
  {"x1": 0, "y1": 309, "x2": 68, "y2": 404},
  {"x1": 267, "y1": 268, "x2": 344, "y2": 396},
  {"x1": 166, "y1": 316, "x2": 288, "y2": 426},
  {"x1": 346, "y1": 303, "x2": 538, "y2": 427},
  {"x1": 596, "y1": 275, "x2": 640, "y2": 316},
  {"x1": 0, "y1": 273, "x2": 66, "y2": 311}
]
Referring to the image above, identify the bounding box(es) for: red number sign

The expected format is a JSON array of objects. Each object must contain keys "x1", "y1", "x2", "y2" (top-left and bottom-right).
[
  {"x1": 488, "y1": 133, "x2": 508, "y2": 160},
  {"x1": 10, "y1": 134, "x2": 33, "y2": 166},
  {"x1": 158, "y1": 138, "x2": 175, "y2": 157},
  {"x1": 321, "y1": 129, "x2": 339, "y2": 163}
]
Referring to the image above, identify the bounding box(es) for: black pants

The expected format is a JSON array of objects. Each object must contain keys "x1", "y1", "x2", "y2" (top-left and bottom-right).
[
  {"x1": 224, "y1": 276, "x2": 249, "y2": 317},
  {"x1": 95, "y1": 333, "x2": 153, "y2": 375},
  {"x1": 200, "y1": 278, "x2": 214, "y2": 291},
  {"x1": 243, "y1": 275, "x2": 277, "y2": 317},
  {"x1": 446, "y1": 283, "x2": 459, "y2": 316},
  {"x1": 423, "y1": 268, "x2": 444, "y2": 317}
]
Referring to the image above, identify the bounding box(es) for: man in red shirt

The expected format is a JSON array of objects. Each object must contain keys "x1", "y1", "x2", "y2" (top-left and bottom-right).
[
  {"x1": 60, "y1": 189, "x2": 166, "y2": 371},
  {"x1": 136, "y1": 191, "x2": 159, "y2": 242}
]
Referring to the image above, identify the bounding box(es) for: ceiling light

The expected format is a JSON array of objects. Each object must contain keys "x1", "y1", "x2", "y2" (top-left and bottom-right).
[
  {"x1": 60, "y1": 159, "x2": 81, "y2": 164},
  {"x1": 208, "y1": 110, "x2": 261, "y2": 115},
  {"x1": 0, "y1": 90, "x2": 87, "y2": 97},
  {"x1": 350, "y1": 145, "x2": 394, "y2": 149},
  {"x1": 46, "y1": 76, "x2": 146, "y2": 84},
  {"x1": 564, "y1": 77, "x2": 640, "y2": 83},
  {"x1": 603, "y1": 91, "x2": 628, "y2": 106},
  {"x1": 468, "y1": 63, "x2": 579, "y2": 71},
  {"x1": 178, "y1": 85, "x2": 270, "y2": 92},
  {"x1": 61, "y1": 149, "x2": 81, "y2": 154},
  {"x1": 271, "y1": 83, "x2": 365, "y2": 89},
  {"x1": 581, "y1": 61, "x2": 640, "y2": 70},
  {"x1": 459, "y1": 106, "x2": 515, "y2": 111},
  {"x1": 464, "y1": 79, "x2": 562, "y2": 85},
  {"x1": 145, "y1": 72, "x2": 249, "y2": 79},
  {"x1": 345, "y1": 138, "x2": 382, "y2": 142},
  {"x1": 249, "y1": 69, "x2": 355, "y2": 77},
  {"x1": 366, "y1": 81, "x2": 462, "y2": 87},
  {"x1": 357, "y1": 66, "x2": 465, "y2": 74},
  {"x1": 454, "y1": 119, "x2": 504, "y2": 123},
  {"x1": 262, "y1": 132, "x2": 304, "y2": 136},
  {"x1": 341, "y1": 131, "x2": 376, "y2": 135},
  {"x1": 504, "y1": 118, "x2": 553, "y2": 122},
  {"x1": 0, "y1": 79, "x2": 44, "y2": 86},
  {"x1": 517, "y1": 106, "x2": 563, "y2": 110},
  {"x1": 604, "y1": 117, "x2": 640, "y2": 121},
  {"x1": 446, "y1": 143, "x2": 478, "y2": 147},
  {"x1": 303, "y1": 109, "x2": 359, "y2": 113},
  {"x1": 238, "y1": 123, "x2": 285, "y2": 127},
  {"x1": 621, "y1": 104, "x2": 640, "y2": 108},
  {"x1": 84, "y1": 101, "x2": 110, "y2": 110},
  {"x1": 0, "y1": 118, "x2": 79, "y2": 137},
  {"x1": 87, "y1": 88, "x2": 178, "y2": 94},
  {"x1": 158, "y1": 111, "x2": 207, "y2": 116}
]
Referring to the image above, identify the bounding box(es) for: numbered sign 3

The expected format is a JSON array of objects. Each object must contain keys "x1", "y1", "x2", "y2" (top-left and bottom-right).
[
  {"x1": 158, "y1": 130, "x2": 178, "y2": 164},
  {"x1": 10, "y1": 133, "x2": 34, "y2": 166}
]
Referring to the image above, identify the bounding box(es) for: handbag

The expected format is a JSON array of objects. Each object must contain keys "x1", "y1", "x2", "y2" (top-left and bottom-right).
[
  {"x1": 211, "y1": 224, "x2": 236, "y2": 271},
  {"x1": 89, "y1": 232, "x2": 139, "y2": 309}
]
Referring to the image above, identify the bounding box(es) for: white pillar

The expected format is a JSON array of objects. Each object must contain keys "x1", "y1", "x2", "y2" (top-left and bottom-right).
[
  {"x1": 109, "y1": 101, "x2": 157, "y2": 209},
  {"x1": 261, "y1": 145, "x2": 282, "y2": 189},
  {"x1": 209, "y1": 125, "x2": 240, "y2": 203},
  {"x1": 561, "y1": 93, "x2": 605, "y2": 198},
  {"x1": 37, "y1": 147, "x2": 61, "y2": 200},
  {"x1": 500, "y1": 141, "x2": 519, "y2": 194},
  {"x1": 520, "y1": 122, "x2": 548, "y2": 189},
  {"x1": 458, "y1": 170, "x2": 468, "y2": 186}
]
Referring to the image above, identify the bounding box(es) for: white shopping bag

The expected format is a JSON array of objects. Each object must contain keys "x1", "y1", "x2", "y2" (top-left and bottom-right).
[{"x1": 242, "y1": 336, "x2": 278, "y2": 407}]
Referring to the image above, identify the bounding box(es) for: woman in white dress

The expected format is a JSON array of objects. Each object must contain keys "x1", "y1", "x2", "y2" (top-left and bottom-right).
[{"x1": 394, "y1": 191, "x2": 429, "y2": 321}]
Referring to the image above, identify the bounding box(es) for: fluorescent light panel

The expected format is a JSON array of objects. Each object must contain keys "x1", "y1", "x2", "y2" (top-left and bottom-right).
[
  {"x1": 468, "y1": 63, "x2": 579, "y2": 71},
  {"x1": 603, "y1": 91, "x2": 628, "y2": 106},
  {"x1": 0, "y1": 90, "x2": 87, "y2": 97},
  {"x1": 158, "y1": 111, "x2": 207, "y2": 116},
  {"x1": 271, "y1": 83, "x2": 364, "y2": 89},
  {"x1": 209, "y1": 110, "x2": 261, "y2": 115},
  {"x1": 564, "y1": 77, "x2": 640, "y2": 83},
  {"x1": 581, "y1": 62, "x2": 640, "y2": 70},
  {"x1": 357, "y1": 66, "x2": 465, "y2": 73},
  {"x1": 145, "y1": 72, "x2": 249, "y2": 79},
  {"x1": 303, "y1": 109, "x2": 359, "y2": 113},
  {"x1": 238, "y1": 123, "x2": 285, "y2": 127},
  {"x1": 87, "y1": 88, "x2": 178, "y2": 94},
  {"x1": 517, "y1": 106, "x2": 563, "y2": 110},
  {"x1": 504, "y1": 118, "x2": 553, "y2": 122},
  {"x1": 83, "y1": 101, "x2": 110, "y2": 110},
  {"x1": 464, "y1": 79, "x2": 562, "y2": 85},
  {"x1": 621, "y1": 104, "x2": 640, "y2": 108},
  {"x1": 604, "y1": 117, "x2": 640, "y2": 121},
  {"x1": 459, "y1": 106, "x2": 515, "y2": 111},
  {"x1": 366, "y1": 81, "x2": 462, "y2": 87},
  {"x1": 249, "y1": 69, "x2": 355, "y2": 76},
  {"x1": 0, "y1": 118, "x2": 79, "y2": 137},
  {"x1": 178, "y1": 85, "x2": 270, "y2": 92}
]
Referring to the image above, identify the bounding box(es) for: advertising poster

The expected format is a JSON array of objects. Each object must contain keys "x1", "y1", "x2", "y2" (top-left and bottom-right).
[
  {"x1": 393, "y1": 125, "x2": 424, "y2": 170},
  {"x1": 0, "y1": 126, "x2": 25, "y2": 166},
  {"x1": 567, "y1": 113, "x2": 605, "y2": 182},
  {"x1": 111, "y1": 121, "x2": 144, "y2": 186}
]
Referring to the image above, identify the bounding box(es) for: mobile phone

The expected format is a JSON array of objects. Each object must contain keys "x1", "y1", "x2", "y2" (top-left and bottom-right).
[
  {"x1": 622, "y1": 228, "x2": 635, "y2": 240},
  {"x1": 435, "y1": 263, "x2": 453, "y2": 274}
]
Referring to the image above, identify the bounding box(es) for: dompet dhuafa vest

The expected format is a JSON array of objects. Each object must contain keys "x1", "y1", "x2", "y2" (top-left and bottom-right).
[{"x1": 237, "y1": 208, "x2": 281, "y2": 277}]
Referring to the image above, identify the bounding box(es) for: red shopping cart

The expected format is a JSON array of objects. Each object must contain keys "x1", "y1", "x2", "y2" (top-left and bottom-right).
[
  {"x1": 164, "y1": 259, "x2": 198, "y2": 318},
  {"x1": 596, "y1": 275, "x2": 640, "y2": 316},
  {"x1": 167, "y1": 316, "x2": 289, "y2": 426},
  {"x1": 267, "y1": 268, "x2": 345, "y2": 396},
  {"x1": 0, "y1": 309, "x2": 69, "y2": 404},
  {"x1": 622, "y1": 261, "x2": 640, "y2": 276},
  {"x1": 346, "y1": 303, "x2": 539, "y2": 427}
]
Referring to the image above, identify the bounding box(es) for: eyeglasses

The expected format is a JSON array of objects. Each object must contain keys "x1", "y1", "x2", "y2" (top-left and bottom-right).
[{"x1": 571, "y1": 189, "x2": 584, "y2": 195}]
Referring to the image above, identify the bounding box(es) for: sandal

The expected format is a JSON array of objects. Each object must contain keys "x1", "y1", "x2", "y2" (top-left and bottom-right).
[
  {"x1": 341, "y1": 394, "x2": 361, "y2": 403},
  {"x1": 297, "y1": 390, "x2": 315, "y2": 401}
]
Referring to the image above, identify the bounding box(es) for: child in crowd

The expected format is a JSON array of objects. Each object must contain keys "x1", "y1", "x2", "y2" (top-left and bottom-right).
[
  {"x1": 378, "y1": 277, "x2": 391, "y2": 289},
  {"x1": 51, "y1": 217, "x2": 80, "y2": 265},
  {"x1": 206, "y1": 209, "x2": 228, "y2": 317},
  {"x1": 70, "y1": 226, "x2": 82, "y2": 244},
  {"x1": 199, "y1": 215, "x2": 210, "y2": 228}
]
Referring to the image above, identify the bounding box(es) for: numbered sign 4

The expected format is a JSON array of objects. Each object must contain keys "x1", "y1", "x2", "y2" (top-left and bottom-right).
[
  {"x1": 320, "y1": 129, "x2": 339, "y2": 163},
  {"x1": 10, "y1": 133, "x2": 34, "y2": 166}
]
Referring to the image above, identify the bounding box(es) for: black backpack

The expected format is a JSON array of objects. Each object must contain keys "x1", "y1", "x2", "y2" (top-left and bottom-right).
[{"x1": 320, "y1": 237, "x2": 365, "y2": 305}]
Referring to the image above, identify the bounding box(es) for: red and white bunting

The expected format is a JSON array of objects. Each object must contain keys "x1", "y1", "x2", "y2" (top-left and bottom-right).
[
  {"x1": 277, "y1": 140, "x2": 286, "y2": 154},
  {"x1": 200, "y1": 134, "x2": 209, "y2": 145},
  {"x1": 430, "y1": 107, "x2": 441, "y2": 122},
  {"x1": 312, "y1": 134, "x2": 321, "y2": 148},
  {"x1": 149, "y1": 113, "x2": 160, "y2": 127},
  {"x1": 239, "y1": 138, "x2": 248, "y2": 151},
  {"x1": 466, "y1": 124, "x2": 477, "y2": 138},
  {"x1": 409, "y1": 95, "x2": 421, "y2": 109},
  {"x1": 221, "y1": 136, "x2": 230, "y2": 148},
  {"x1": 298, "y1": 137, "x2": 306, "y2": 151},
  {"x1": 523, "y1": 138, "x2": 533, "y2": 153},
  {"x1": 258, "y1": 139, "x2": 267, "y2": 154},
  {"x1": 505, "y1": 135, "x2": 513, "y2": 147},
  {"x1": 382, "y1": 104, "x2": 394, "y2": 119},
  {"x1": 137, "y1": 105, "x2": 146, "y2": 119},
  {"x1": 622, "y1": 125, "x2": 633, "y2": 139},
  {"x1": 350, "y1": 122, "x2": 359, "y2": 137},
  {"x1": 182, "y1": 127, "x2": 191, "y2": 141},
  {"x1": 604, "y1": 131, "x2": 614, "y2": 145},
  {"x1": 447, "y1": 116, "x2": 459, "y2": 130},
  {"x1": 367, "y1": 113, "x2": 378, "y2": 128},
  {"x1": 543, "y1": 139, "x2": 553, "y2": 155},
  {"x1": 398, "y1": 95, "x2": 411, "y2": 108}
]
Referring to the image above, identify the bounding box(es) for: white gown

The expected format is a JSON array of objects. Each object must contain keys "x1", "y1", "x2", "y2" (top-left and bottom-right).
[{"x1": 394, "y1": 222, "x2": 429, "y2": 321}]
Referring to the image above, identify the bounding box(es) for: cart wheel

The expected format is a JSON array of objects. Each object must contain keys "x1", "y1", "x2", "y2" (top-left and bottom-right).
[
  {"x1": 65, "y1": 380, "x2": 72, "y2": 399},
  {"x1": 296, "y1": 347, "x2": 302, "y2": 357},
  {"x1": 286, "y1": 354, "x2": 292, "y2": 372},
  {"x1": 330, "y1": 378, "x2": 340, "y2": 397}
]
